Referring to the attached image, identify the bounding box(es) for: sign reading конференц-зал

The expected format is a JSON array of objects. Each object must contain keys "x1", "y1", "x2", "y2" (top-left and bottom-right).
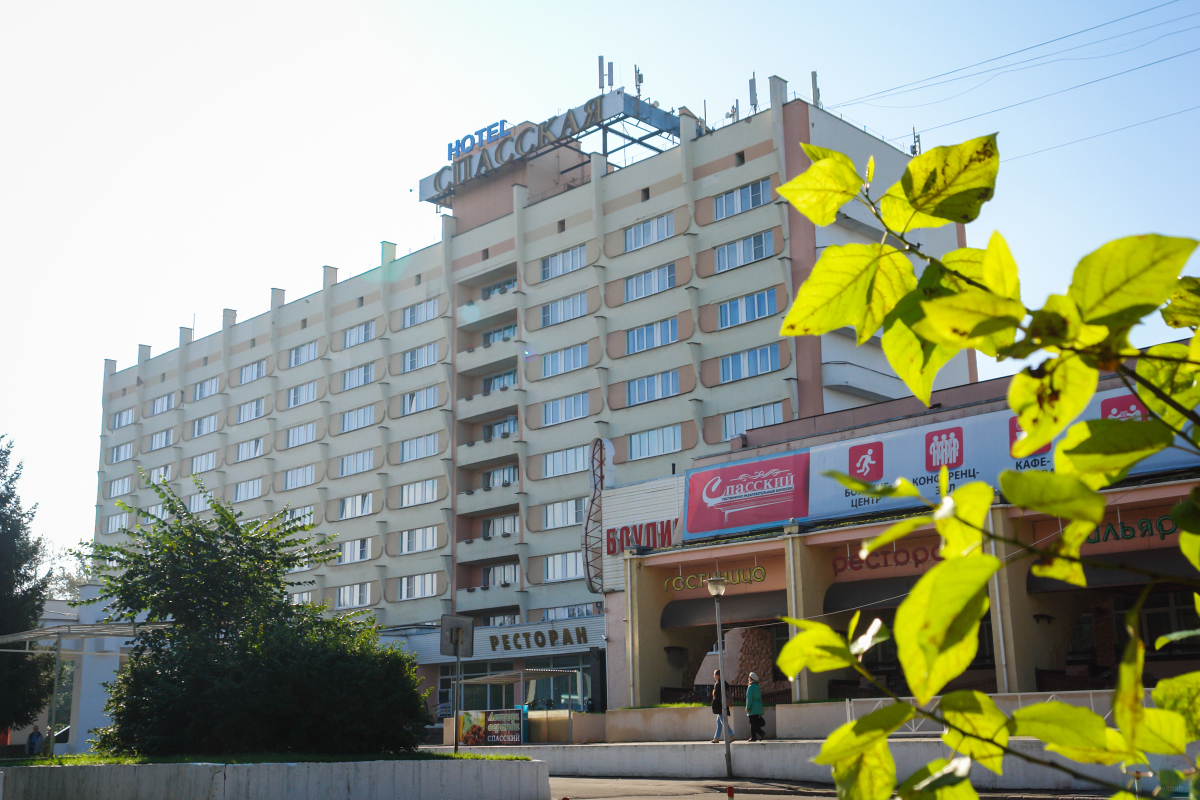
[{"x1": 681, "y1": 388, "x2": 1200, "y2": 542}]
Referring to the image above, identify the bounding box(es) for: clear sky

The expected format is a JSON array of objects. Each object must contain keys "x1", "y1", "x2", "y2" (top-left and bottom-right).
[{"x1": 2, "y1": 0, "x2": 1197, "y2": 552}]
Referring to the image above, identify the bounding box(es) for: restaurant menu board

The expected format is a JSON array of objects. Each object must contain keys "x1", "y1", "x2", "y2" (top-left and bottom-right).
[{"x1": 456, "y1": 709, "x2": 523, "y2": 745}]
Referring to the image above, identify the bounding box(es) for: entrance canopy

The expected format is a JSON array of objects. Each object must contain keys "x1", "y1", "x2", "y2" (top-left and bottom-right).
[
  {"x1": 0, "y1": 621, "x2": 173, "y2": 652},
  {"x1": 1027, "y1": 550, "x2": 1199, "y2": 593},
  {"x1": 823, "y1": 576, "x2": 919, "y2": 614},
  {"x1": 460, "y1": 669, "x2": 578, "y2": 686},
  {"x1": 661, "y1": 590, "x2": 787, "y2": 628}
]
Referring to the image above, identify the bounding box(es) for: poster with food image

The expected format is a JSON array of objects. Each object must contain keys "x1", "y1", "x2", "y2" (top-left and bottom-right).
[{"x1": 456, "y1": 709, "x2": 523, "y2": 745}]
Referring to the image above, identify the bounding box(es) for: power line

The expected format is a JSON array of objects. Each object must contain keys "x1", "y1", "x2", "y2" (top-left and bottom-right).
[
  {"x1": 1004, "y1": 104, "x2": 1200, "y2": 161},
  {"x1": 909, "y1": 45, "x2": 1200, "y2": 136},
  {"x1": 831, "y1": 0, "x2": 1186, "y2": 109}
]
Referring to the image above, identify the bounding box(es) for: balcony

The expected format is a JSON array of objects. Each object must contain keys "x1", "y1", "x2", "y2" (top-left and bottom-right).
[
  {"x1": 457, "y1": 435, "x2": 519, "y2": 468},
  {"x1": 821, "y1": 361, "x2": 908, "y2": 403},
  {"x1": 456, "y1": 533, "x2": 521, "y2": 564},
  {"x1": 455, "y1": 581, "x2": 521, "y2": 613},
  {"x1": 456, "y1": 386, "x2": 518, "y2": 423},
  {"x1": 457, "y1": 338, "x2": 521, "y2": 376},
  {"x1": 457, "y1": 482, "x2": 519, "y2": 516},
  {"x1": 457, "y1": 290, "x2": 517, "y2": 331}
]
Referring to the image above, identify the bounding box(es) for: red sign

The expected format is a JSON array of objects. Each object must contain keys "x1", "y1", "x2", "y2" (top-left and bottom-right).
[
  {"x1": 924, "y1": 427, "x2": 964, "y2": 471},
  {"x1": 848, "y1": 442, "x2": 883, "y2": 482},
  {"x1": 684, "y1": 451, "x2": 809, "y2": 538},
  {"x1": 1100, "y1": 395, "x2": 1149, "y2": 422},
  {"x1": 1008, "y1": 416, "x2": 1050, "y2": 456},
  {"x1": 606, "y1": 518, "x2": 676, "y2": 554}
]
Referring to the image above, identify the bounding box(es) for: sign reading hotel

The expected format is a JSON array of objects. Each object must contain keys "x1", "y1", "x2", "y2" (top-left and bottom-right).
[{"x1": 682, "y1": 451, "x2": 809, "y2": 541}]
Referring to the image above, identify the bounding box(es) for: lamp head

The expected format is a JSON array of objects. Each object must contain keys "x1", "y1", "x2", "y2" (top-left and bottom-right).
[{"x1": 705, "y1": 576, "x2": 727, "y2": 597}]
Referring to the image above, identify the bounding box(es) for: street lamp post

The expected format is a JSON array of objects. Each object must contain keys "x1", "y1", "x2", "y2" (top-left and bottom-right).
[{"x1": 705, "y1": 576, "x2": 733, "y2": 780}]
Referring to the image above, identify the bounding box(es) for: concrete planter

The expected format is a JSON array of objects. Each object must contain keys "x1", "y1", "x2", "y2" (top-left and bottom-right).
[{"x1": 0, "y1": 758, "x2": 550, "y2": 800}]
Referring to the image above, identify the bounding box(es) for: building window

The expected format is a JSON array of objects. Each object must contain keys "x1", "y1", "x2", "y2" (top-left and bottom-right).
[
  {"x1": 624, "y1": 213, "x2": 674, "y2": 252},
  {"x1": 144, "y1": 504, "x2": 165, "y2": 520},
  {"x1": 148, "y1": 428, "x2": 174, "y2": 451},
  {"x1": 483, "y1": 416, "x2": 518, "y2": 440},
  {"x1": 541, "y1": 244, "x2": 586, "y2": 281},
  {"x1": 719, "y1": 289, "x2": 778, "y2": 329},
  {"x1": 109, "y1": 442, "x2": 133, "y2": 464},
  {"x1": 483, "y1": 323, "x2": 517, "y2": 345},
  {"x1": 342, "y1": 363, "x2": 375, "y2": 391},
  {"x1": 483, "y1": 563, "x2": 518, "y2": 586},
  {"x1": 286, "y1": 422, "x2": 316, "y2": 448},
  {"x1": 402, "y1": 386, "x2": 437, "y2": 415},
  {"x1": 399, "y1": 573, "x2": 435, "y2": 601},
  {"x1": 403, "y1": 299, "x2": 438, "y2": 328},
  {"x1": 719, "y1": 343, "x2": 780, "y2": 383},
  {"x1": 289, "y1": 341, "x2": 319, "y2": 368},
  {"x1": 403, "y1": 343, "x2": 437, "y2": 373},
  {"x1": 716, "y1": 230, "x2": 774, "y2": 273},
  {"x1": 483, "y1": 464, "x2": 518, "y2": 488},
  {"x1": 723, "y1": 401, "x2": 784, "y2": 441},
  {"x1": 284, "y1": 465, "x2": 315, "y2": 490},
  {"x1": 336, "y1": 583, "x2": 371, "y2": 609},
  {"x1": 627, "y1": 370, "x2": 679, "y2": 406},
  {"x1": 401, "y1": 433, "x2": 437, "y2": 463},
  {"x1": 149, "y1": 464, "x2": 172, "y2": 483},
  {"x1": 237, "y1": 399, "x2": 265, "y2": 424},
  {"x1": 401, "y1": 479, "x2": 437, "y2": 508},
  {"x1": 541, "y1": 293, "x2": 586, "y2": 327},
  {"x1": 629, "y1": 424, "x2": 682, "y2": 460},
  {"x1": 240, "y1": 360, "x2": 267, "y2": 385},
  {"x1": 401, "y1": 526, "x2": 437, "y2": 554},
  {"x1": 291, "y1": 591, "x2": 313, "y2": 605},
  {"x1": 543, "y1": 392, "x2": 588, "y2": 426},
  {"x1": 626, "y1": 318, "x2": 678, "y2": 355},
  {"x1": 191, "y1": 451, "x2": 216, "y2": 474},
  {"x1": 339, "y1": 449, "x2": 374, "y2": 477},
  {"x1": 232, "y1": 478, "x2": 262, "y2": 503},
  {"x1": 342, "y1": 405, "x2": 374, "y2": 433},
  {"x1": 193, "y1": 377, "x2": 219, "y2": 401},
  {"x1": 192, "y1": 413, "x2": 219, "y2": 438},
  {"x1": 150, "y1": 393, "x2": 175, "y2": 416},
  {"x1": 542, "y1": 343, "x2": 587, "y2": 378},
  {"x1": 486, "y1": 614, "x2": 520, "y2": 627},
  {"x1": 483, "y1": 370, "x2": 515, "y2": 392},
  {"x1": 287, "y1": 381, "x2": 317, "y2": 409},
  {"x1": 236, "y1": 438, "x2": 263, "y2": 462},
  {"x1": 482, "y1": 277, "x2": 516, "y2": 299},
  {"x1": 542, "y1": 604, "x2": 595, "y2": 622},
  {"x1": 343, "y1": 320, "x2": 376, "y2": 349},
  {"x1": 714, "y1": 178, "x2": 770, "y2": 221},
  {"x1": 187, "y1": 493, "x2": 208, "y2": 513},
  {"x1": 624, "y1": 263, "x2": 676, "y2": 302},
  {"x1": 544, "y1": 498, "x2": 584, "y2": 529},
  {"x1": 543, "y1": 445, "x2": 587, "y2": 478},
  {"x1": 286, "y1": 505, "x2": 314, "y2": 525},
  {"x1": 108, "y1": 476, "x2": 131, "y2": 498},
  {"x1": 339, "y1": 493, "x2": 373, "y2": 519},
  {"x1": 112, "y1": 408, "x2": 136, "y2": 429},
  {"x1": 544, "y1": 551, "x2": 584, "y2": 582},
  {"x1": 104, "y1": 513, "x2": 128, "y2": 534},
  {"x1": 337, "y1": 537, "x2": 371, "y2": 564},
  {"x1": 482, "y1": 514, "x2": 518, "y2": 539}
]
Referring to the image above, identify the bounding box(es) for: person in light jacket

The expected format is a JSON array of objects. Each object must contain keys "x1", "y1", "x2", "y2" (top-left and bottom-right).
[
  {"x1": 745, "y1": 673, "x2": 766, "y2": 741},
  {"x1": 710, "y1": 669, "x2": 731, "y2": 743}
]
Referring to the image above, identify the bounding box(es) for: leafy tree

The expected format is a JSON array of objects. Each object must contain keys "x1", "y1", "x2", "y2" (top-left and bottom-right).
[
  {"x1": 77, "y1": 476, "x2": 431, "y2": 755},
  {"x1": 0, "y1": 436, "x2": 55, "y2": 733},
  {"x1": 776, "y1": 135, "x2": 1200, "y2": 798}
]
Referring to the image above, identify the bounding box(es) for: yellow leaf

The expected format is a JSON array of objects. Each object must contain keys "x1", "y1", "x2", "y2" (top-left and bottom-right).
[
  {"x1": 882, "y1": 278, "x2": 959, "y2": 405},
  {"x1": 816, "y1": 703, "x2": 915, "y2": 764},
  {"x1": 912, "y1": 290, "x2": 1025, "y2": 357},
  {"x1": 1136, "y1": 343, "x2": 1200, "y2": 430},
  {"x1": 1030, "y1": 519, "x2": 1094, "y2": 588},
  {"x1": 779, "y1": 155, "x2": 863, "y2": 227},
  {"x1": 1067, "y1": 235, "x2": 1198, "y2": 327},
  {"x1": 902, "y1": 134, "x2": 1000, "y2": 224},
  {"x1": 998, "y1": 470, "x2": 1105, "y2": 524},
  {"x1": 1160, "y1": 276, "x2": 1200, "y2": 328},
  {"x1": 1008, "y1": 355, "x2": 1098, "y2": 457},
  {"x1": 898, "y1": 759, "x2": 980, "y2": 800},
  {"x1": 880, "y1": 181, "x2": 950, "y2": 233},
  {"x1": 1054, "y1": 419, "x2": 1173, "y2": 490},
  {"x1": 936, "y1": 482, "x2": 993, "y2": 559},
  {"x1": 982, "y1": 231, "x2": 1020, "y2": 302},
  {"x1": 862, "y1": 516, "x2": 933, "y2": 556},
  {"x1": 776, "y1": 617, "x2": 856, "y2": 677},
  {"x1": 939, "y1": 690, "x2": 1009, "y2": 774},
  {"x1": 1044, "y1": 727, "x2": 1143, "y2": 766},
  {"x1": 866, "y1": 155, "x2": 875, "y2": 185}
]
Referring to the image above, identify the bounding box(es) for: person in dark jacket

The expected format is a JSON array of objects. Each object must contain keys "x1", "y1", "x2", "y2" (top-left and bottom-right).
[
  {"x1": 26, "y1": 725, "x2": 43, "y2": 755},
  {"x1": 745, "y1": 672, "x2": 766, "y2": 741},
  {"x1": 710, "y1": 669, "x2": 731, "y2": 743}
]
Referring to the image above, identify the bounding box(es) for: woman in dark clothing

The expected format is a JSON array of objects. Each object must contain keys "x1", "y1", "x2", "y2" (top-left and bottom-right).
[{"x1": 710, "y1": 669, "x2": 731, "y2": 743}]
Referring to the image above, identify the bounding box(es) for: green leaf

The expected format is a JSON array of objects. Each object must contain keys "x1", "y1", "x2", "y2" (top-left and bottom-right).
[
  {"x1": 912, "y1": 290, "x2": 1025, "y2": 357},
  {"x1": 894, "y1": 555, "x2": 999, "y2": 704},
  {"x1": 779, "y1": 154, "x2": 864, "y2": 227},
  {"x1": 816, "y1": 702, "x2": 915, "y2": 764},
  {"x1": 831, "y1": 737, "x2": 897, "y2": 800},
  {"x1": 1010, "y1": 701, "x2": 1141, "y2": 765},
  {"x1": 1067, "y1": 235, "x2": 1198, "y2": 327},
  {"x1": 913, "y1": 757, "x2": 972, "y2": 792},
  {"x1": 850, "y1": 617, "x2": 892, "y2": 657},
  {"x1": 981, "y1": 231, "x2": 1020, "y2": 302},
  {"x1": 824, "y1": 471, "x2": 921, "y2": 498},
  {"x1": 776, "y1": 618, "x2": 856, "y2": 677},
  {"x1": 1030, "y1": 519, "x2": 1095, "y2": 588},
  {"x1": 939, "y1": 690, "x2": 1009, "y2": 774},
  {"x1": 1009, "y1": 355, "x2": 1099, "y2": 457},
  {"x1": 1154, "y1": 627, "x2": 1200, "y2": 650},
  {"x1": 898, "y1": 759, "x2": 980, "y2": 800},
  {"x1": 802, "y1": 143, "x2": 859, "y2": 171},
  {"x1": 1055, "y1": 419, "x2": 1174, "y2": 490},
  {"x1": 882, "y1": 274, "x2": 960, "y2": 404},
  {"x1": 1044, "y1": 727, "x2": 1143, "y2": 766},
  {"x1": 1110, "y1": 615, "x2": 1183, "y2": 756},
  {"x1": 1136, "y1": 343, "x2": 1200, "y2": 430},
  {"x1": 880, "y1": 181, "x2": 951, "y2": 233},
  {"x1": 901, "y1": 134, "x2": 1000, "y2": 224},
  {"x1": 935, "y1": 482, "x2": 993, "y2": 559},
  {"x1": 781, "y1": 243, "x2": 917, "y2": 345},
  {"x1": 1158, "y1": 769, "x2": 1187, "y2": 793},
  {"x1": 998, "y1": 470, "x2": 1105, "y2": 524},
  {"x1": 862, "y1": 516, "x2": 934, "y2": 556},
  {"x1": 1170, "y1": 491, "x2": 1200, "y2": 572},
  {"x1": 1135, "y1": 707, "x2": 1188, "y2": 755},
  {"x1": 1151, "y1": 671, "x2": 1200, "y2": 741},
  {"x1": 866, "y1": 155, "x2": 875, "y2": 185},
  {"x1": 1161, "y1": 276, "x2": 1200, "y2": 328}
]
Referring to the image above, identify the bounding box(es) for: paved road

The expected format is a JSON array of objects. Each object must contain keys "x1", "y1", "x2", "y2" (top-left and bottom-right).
[{"x1": 548, "y1": 777, "x2": 834, "y2": 799}]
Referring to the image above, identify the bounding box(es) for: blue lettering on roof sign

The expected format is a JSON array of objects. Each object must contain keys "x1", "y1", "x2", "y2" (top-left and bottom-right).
[{"x1": 448, "y1": 121, "x2": 512, "y2": 161}]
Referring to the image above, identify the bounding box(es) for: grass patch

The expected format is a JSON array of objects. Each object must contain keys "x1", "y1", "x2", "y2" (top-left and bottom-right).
[
  {"x1": 631, "y1": 702, "x2": 707, "y2": 709},
  {"x1": 0, "y1": 751, "x2": 528, "y2": 768}
]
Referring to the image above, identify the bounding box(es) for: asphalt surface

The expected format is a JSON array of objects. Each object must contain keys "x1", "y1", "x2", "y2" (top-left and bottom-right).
[{"x1": 548, "y1": 777, "x2": 1111, "y2": 800}]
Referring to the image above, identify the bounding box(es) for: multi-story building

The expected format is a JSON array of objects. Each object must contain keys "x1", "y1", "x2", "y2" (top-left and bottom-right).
[{"x1": 94, "y1": 74, "x2": 971, "y2": 713}]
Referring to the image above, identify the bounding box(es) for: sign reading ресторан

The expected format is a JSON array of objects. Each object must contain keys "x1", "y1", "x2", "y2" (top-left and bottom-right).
[{"x1": 486, "y1": 624, "x2": 590, "y2": 653}]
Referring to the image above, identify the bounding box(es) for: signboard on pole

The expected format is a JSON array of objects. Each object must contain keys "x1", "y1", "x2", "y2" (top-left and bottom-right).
[
  {"x1": 440, "y1": 615, "x2": 474, "y2": 658},
  {"x1": 457, "y1": 709, "x2": 525, "y2": 746}
]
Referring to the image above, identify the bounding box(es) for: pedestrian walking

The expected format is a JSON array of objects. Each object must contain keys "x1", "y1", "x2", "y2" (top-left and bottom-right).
[
  {"x1": 745, "y1": 673, "x2": 766, "y2": 741},
  {"x1": 710, "y1": 669, "x2": 730, "y2": 743}
]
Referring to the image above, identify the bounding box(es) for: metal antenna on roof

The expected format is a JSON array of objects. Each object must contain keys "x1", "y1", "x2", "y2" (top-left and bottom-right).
[
  {"x1": 634, "y1": 65, "x2": 644, "y2": 98},
  {"x1": 598, "y1": 55, "x2": 604, "y2": 92},
  {"x1": 749, "y1": 73, "x2": 758, "y2": 113},
  {"x1": 608, "y1": 61, "x2": 614, "y2": 90},
  {"x1": 811, "y1": 71, "x2": 822, "y2": 109}
]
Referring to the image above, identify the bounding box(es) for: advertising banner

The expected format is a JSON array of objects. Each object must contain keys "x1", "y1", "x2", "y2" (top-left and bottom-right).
[
  {"x1": 682, "y1": 451, "x2": 809, "y2": 541},
  {"x1": 457, "y1": 709, "x2": 524, "y2": 745}
]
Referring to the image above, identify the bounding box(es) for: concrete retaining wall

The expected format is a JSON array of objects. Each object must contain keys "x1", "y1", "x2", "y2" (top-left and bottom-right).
[
  {"x1": 606, "y1": 707, "x2": 775, "y2": 742},
  {"x1": 775, "y1": 701, "x2": 847, "y2": 739},
  {"x1": 0, "y1": 758, "x2": 550, "y2": 800}
]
